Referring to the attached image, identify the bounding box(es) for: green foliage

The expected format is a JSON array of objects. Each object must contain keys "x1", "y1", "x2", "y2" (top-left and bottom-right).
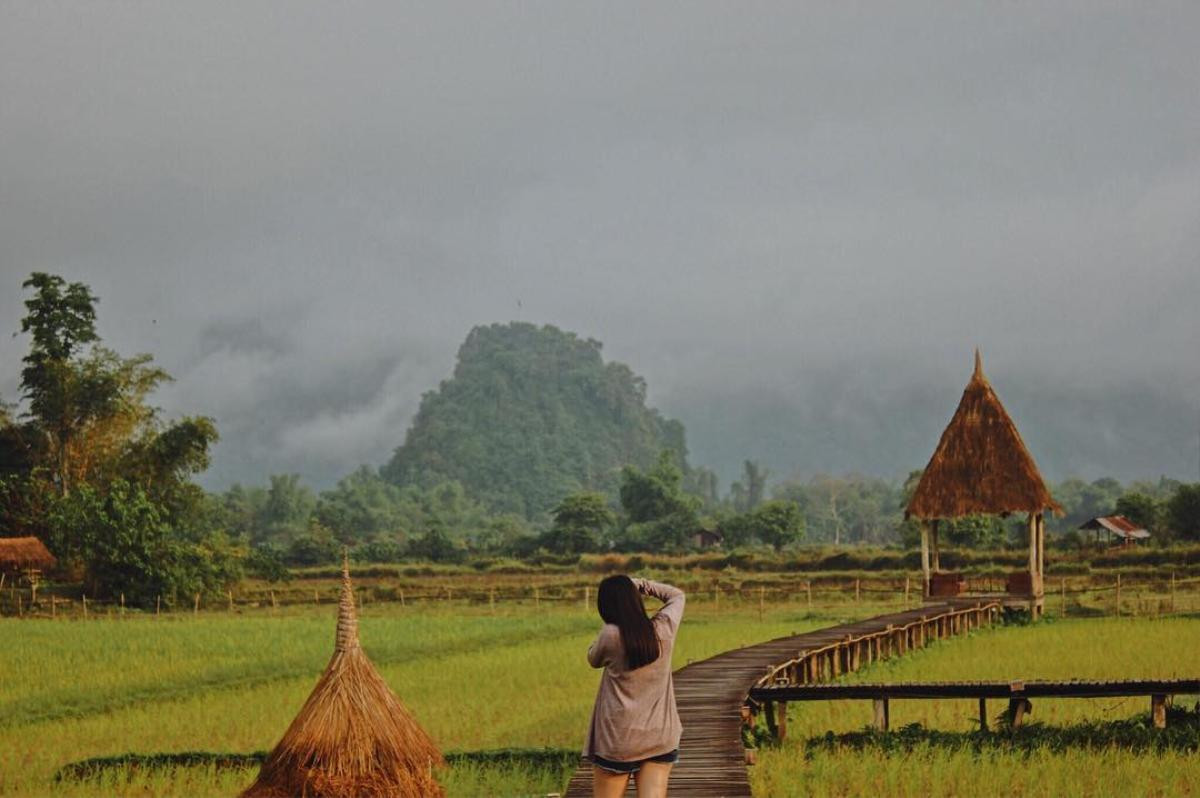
[
  {"x1": 47, "y1": 480, "x2": 242, "y2": 605},
  {"x1": 1, "y1": 273, "x2": 223, "y2": 600},
  {"x1": 284, "y1": 521, "x2": 341, "y2": 566},
  {"x1": 244, "y1": 544, "x2": 289, "y2": 582},
  {"x1": 542, "y1": 492, "x2": 614, "y2": 553},
  {"x1": 1114, "y1": 491, "x2": 1162, "y2": 533},
  {"x1": 382, "y1": 323, "x2": 688, "y2": 518},
  {"x1": 748, "y1": 499, "x2": 805, "y2": 551},
  {"x1": 407, "y1": 521, "x2": 465, "y2": 563},
  {"x1": 776, "y1": 473, "x2": 904, "y2": 545},
  {"x1": 617, "y1": 451, "x2": 700, "y2": 550},
  {"x1": 1167, "y1": 483, "x2": 1200, "y2": 541}
]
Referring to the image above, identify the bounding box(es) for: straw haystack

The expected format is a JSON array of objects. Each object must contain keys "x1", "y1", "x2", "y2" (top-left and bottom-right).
[
  {"x1": 241, "y1": 562, "x2": 444, "y2": 798},
  {"x1": 907, "y1": 351, "x2": 1061, "y2": 520}
]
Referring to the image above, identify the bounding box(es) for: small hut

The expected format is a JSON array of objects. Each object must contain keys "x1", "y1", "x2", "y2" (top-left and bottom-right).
[
  {"x1": 906, "y1": 352, "x2": 1061, "y2": 616},
  {"x1": 1079, "y1": 515, "x2": 1150, "y2": 547},
  {"x1": 0, "y1": 536, "x2": 56, "y2": 580},
  {"x1": 241, "y1": 559, "x2": 444, "y2": 798}
]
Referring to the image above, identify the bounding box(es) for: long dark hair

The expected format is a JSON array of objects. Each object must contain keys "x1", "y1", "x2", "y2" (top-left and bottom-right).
[{"x1": 597, "y1": 575, "x2": 660, "y2": 670}]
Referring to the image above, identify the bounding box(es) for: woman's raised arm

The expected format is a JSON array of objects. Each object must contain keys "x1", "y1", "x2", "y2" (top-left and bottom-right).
[{"x1": 633, "y1": 578, "x2": 685, "y2": 636}]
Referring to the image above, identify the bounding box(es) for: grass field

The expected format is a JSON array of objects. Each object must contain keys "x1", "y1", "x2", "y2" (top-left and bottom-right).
[
  {"x1": 0, "y1": 593, "x2": 872, "y2": 797},
  {"x1": 4, "y1": 592, "x2": 1197, "y2": 797},
  {"x1": 751, "y1": 615, "x2": 1200, "y2": 798}
]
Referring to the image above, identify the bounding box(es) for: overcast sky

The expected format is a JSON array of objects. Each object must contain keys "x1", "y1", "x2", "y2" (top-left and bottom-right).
[{"x1": 2, "y1": 2, "x2": 1198, "y2": 491}]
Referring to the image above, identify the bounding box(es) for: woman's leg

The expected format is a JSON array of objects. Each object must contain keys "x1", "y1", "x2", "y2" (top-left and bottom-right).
[
  {"x1": 592, "y1": 766, "x2": 631, "y2": 798},
  {"x1": 633, "y1": 761, "x2": 673, "y2": 798}
]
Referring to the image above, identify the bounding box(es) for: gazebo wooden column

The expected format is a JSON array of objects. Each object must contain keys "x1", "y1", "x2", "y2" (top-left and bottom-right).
[
  {"x1": 1026, "y1": 511, "x2": 1046, "y2": 615},
  {"x1": 920, "y1": 519, "x2": 941, "y2": 599}
]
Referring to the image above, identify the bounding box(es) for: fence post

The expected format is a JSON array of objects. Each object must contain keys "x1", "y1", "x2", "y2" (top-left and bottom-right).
[
  {"x1": 399, "y1": 587, "x2": 406, "y2": 607},
  {"x1": 904, "y1": 576, "x2": 910, "y2": 605},
  {"x1": 120, "y1": 593, "x2": 125, "y2": 618},
  {"x1": 583, "y1": 586, "x2": 589, "y2": 613},
  {"x1": 759, "y1": 586, "x2": 765, "y2": 622},
  {"x1": 1170, "y1": 572, "x2": 1176, "y2": 613},
  {"x1": 806, "y1": 581, "x2": 812, "y2": 609},
  {"x1": 855, "y1": 579, "x2": 860, "y2": 602},
  {"x1": 194, "y1": 592, "x2": 200, "y2": 616},
  {"x1": 82, "y1": 594, "x2": 88, "y2": 620},
  {"x1": 490, "y1": 588, "x2": 496, "y2": 614},
  {"x1": 1061, "y1": 579, "x2": 1067, "y2": 617},
  {"x1": 228, "y1": 590, "x2": 234, "y2": 612},
  {"x1": 1115, "y1": 574, "x2": 1121, "y2": 617},
  {"x1": 270, "y1": 590, "x2": 277, "y2": 611}
]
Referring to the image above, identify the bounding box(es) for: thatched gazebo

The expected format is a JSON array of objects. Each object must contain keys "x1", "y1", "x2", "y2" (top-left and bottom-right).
[
  {"x1": 242, "y1": 560, "x2": 444, "y2": 798},
  {"x1": 906, "y1": 351, "x2": 1061, "y2": 616}
]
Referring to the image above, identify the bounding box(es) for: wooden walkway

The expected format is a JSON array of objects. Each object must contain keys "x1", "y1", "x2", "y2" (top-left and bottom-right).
[{"x1": 563, "y1": 602, "x2": 998, "y2": 797}]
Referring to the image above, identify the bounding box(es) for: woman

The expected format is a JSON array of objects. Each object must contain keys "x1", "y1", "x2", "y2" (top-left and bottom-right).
[{"x1": 584, "y1": 575, "x2": 685, "y2": 798}]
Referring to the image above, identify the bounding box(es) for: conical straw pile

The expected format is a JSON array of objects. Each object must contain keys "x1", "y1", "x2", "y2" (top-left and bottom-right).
[{"x1": 242, "y1": 558, "x2": 444, "y2": 798}]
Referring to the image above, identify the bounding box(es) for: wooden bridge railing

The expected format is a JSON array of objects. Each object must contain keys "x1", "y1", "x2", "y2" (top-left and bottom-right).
[
  {"x1": 746, "y1": 602, "x2": 1001, "y2": 741},
  {"x1": 750, "y1": 678, "x2": 1200, "y2": 731}
]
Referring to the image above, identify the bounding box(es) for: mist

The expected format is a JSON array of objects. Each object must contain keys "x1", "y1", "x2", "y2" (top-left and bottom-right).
[{"x1": 2, "y1": 2, "x2": 1197, "y2": 489}]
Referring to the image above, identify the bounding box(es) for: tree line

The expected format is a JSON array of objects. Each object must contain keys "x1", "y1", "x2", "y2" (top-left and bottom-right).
[{"x1": 3, "y1": 273, "x2": 1199, "y2": 604}]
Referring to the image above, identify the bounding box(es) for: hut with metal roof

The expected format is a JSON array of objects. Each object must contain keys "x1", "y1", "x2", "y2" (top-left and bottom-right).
[
  {"x1": 906, "y1": 351, "x2": 1061, "y2": 616},
  {"x1": 1079, "y1": 515, "x2": 1150, "y2": 546}
]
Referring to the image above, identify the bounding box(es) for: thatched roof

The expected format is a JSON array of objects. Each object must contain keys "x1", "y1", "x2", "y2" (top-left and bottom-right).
[
  {"x1": 907, "y1": 352, "x2": 1061, "y2": 520},
  {"x1": 0, "y1": 537, "x2": 56, "y2": 571},
  {"x1": 242, "y1": 560, "x2": 444, "y2": 798}
]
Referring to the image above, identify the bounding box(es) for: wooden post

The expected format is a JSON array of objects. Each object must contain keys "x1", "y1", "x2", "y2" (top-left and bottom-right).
[
  {"x1": 583, "y1": 586, "x2": 589, "y2": 613},
  {"x1": 194, "y1": 592, "x2": 200, "y2": 615},
  {"x1": 1170, "y1": 572, "x2": 1176, "y2": 613},
  {"x1": 82, "y1": 594, "x2": 88, "y2": 619},
  {"x1": 904, "y1": 576, "x2": 910, "y2": 605},
  {"x1": 855, "y1": 579, "x2": 860, "y2": 602},
  {"x1": 228, "y1": 590, "x2": 234, "y2": 612},
  {"x1": 920, "y1": 522, "x2": 931, "y2": 598},
  {"x1": 806, "y1": 580, "x2": 812, "y2": 609},
  {"x1": 399, "y1": 587, "x2": 406, "y2": 607},
  {"x1": 17, "y1": 592, "x2": 22, "y2": 617},
  {"x1": 1061, "y1": 578, "x2": 1067, "y2": 617},
  {"x1": 1116, "y1": 574, "x2": 1121, "y2": 617},
  {"x1": 715, "y1": 584, "x2": 720, "y2": 613},
  {"x1": 978, "y1": 698, "x2": 988, "y2": 731},
  {"x1": 490, "y1": 588, "x2": 496, "y2": 614},
  {"x1": 759, "y1": 586, "x2": 765, "y2": 622},
  {"x1": 156, "y1": 595, "x2": 161, "y2": 617},
  {"x1": 1151, "y1": 694, "x2": 1167, "y2": 729},
  {"x1": 873, "y1": 698, "x2": 889, "y2": 731},
  {"x1": 270, "y1": 590, "x2": 277, "y2": 611},
  {"x1": 534, "y1": 585, "x2": 540, "y2": 609},
  {"x1": 1027, "y1": 512, "x2": 1037, "y2": 598},
  {"x1": 120, "y1": 593, "x2": 125, "y2": 618},
  {"x1": 51, "y1": 596, "x2": 56, "y2": 618},
  {"x1": 777, "y1": 701, "x2": 788, "y2": 740},
  {"x1": 930, "y1": 519, "x2": 941, "y2": 572},
  {"x1": 314, "y1": 589, "x2": 320, "y2": 605}
]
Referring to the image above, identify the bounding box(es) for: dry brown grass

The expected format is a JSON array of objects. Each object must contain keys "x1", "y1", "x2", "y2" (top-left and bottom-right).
[{"x1": 241, "y1": 562, "x2": 444, "y2": 798}]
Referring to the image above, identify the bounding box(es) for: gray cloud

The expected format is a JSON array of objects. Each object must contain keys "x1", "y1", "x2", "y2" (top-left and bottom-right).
[{"x1": 1, "y1": 2, "x2": 1197, "y2": 489}]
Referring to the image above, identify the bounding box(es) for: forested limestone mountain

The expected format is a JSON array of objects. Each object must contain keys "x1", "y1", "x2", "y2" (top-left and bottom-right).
[{"x1": 382, "y1": 323, "x2": 689, "y2": 518}]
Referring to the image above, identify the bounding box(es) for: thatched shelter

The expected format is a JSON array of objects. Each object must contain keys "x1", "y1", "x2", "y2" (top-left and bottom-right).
[
  {"x1": 906, "y1": 352, "x2": 1060, "y2": 615},
  {"x1": 0, "y1": 536, "x2": 56, "y2": 575},
  {"x1": 242, "y1": 560, "x2": 444, "y2": 798}
]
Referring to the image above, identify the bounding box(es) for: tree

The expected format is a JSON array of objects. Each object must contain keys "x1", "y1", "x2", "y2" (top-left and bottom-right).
[
  {"x1": 748, "y1": 500, "x2": 804, "y2": 551},
  {"x1": 1166, "y1": 484, "x2": 1200, "y2": 541},
  {"x1": 1115, "y1": 492, "x2": 1162, "y2": 534},
  {"x1": 1, "y1": 272, "x2": 225, "y2": 599},
  {"x1": 546, "y1": 492, "x2": 615, "y2": 553},
  {"x1": 617, "y1": 451, "x2": 700, "y2": 550}
]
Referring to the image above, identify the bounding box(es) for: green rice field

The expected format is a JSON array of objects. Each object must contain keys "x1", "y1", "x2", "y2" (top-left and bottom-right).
[{"x1": 3, "y1": 596, "x2": 1197, "y2": 797}]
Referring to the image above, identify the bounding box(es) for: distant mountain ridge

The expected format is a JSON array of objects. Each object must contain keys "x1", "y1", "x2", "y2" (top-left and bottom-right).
[{"x1": 382, "y1": 323, "x2": 688, "y2": 518}]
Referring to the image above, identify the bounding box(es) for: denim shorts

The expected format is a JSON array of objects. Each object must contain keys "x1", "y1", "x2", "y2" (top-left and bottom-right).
[{"x1": 591, "y1": 749, "x2": 680, "y2": 774}]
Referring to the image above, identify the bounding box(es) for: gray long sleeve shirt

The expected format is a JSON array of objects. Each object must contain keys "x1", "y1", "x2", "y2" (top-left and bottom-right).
[{"x1": 584, "y1": 579, "x2": 685, "y2": 762}]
